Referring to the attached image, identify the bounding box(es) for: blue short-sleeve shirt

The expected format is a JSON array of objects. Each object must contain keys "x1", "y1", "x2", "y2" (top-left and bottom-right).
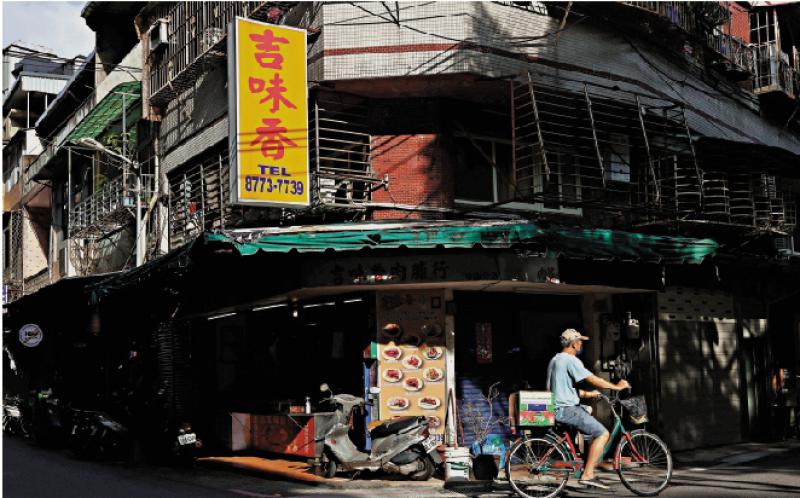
[{"x1": 546, "y1": 352, "x2": 592, "y2": 408}]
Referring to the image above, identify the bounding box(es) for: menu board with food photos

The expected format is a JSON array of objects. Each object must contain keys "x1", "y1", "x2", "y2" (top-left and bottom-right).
[{"x1": 376, "y1": 290, "x2": 447, "y2": 444}]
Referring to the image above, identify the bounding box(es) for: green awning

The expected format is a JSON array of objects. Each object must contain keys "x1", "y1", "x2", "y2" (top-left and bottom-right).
[
  {"x1": 65, "y1": 81, "x2": 141, "y2": 144},
  {"x1": 205, "y1": 221, "x2": 718, "y2": 264}
]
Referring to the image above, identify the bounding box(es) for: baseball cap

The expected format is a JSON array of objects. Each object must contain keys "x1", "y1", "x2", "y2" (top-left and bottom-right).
[{"x1": 561, "y1": 329, "x2": 589, "y2": 342}]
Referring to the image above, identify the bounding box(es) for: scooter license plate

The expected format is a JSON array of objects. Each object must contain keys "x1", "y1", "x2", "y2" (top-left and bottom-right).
[
  {"x1": 422, "y1": 436, "x2": 438, "y2": 453},
  {"x1": 178, "y1": 433, "x2": 197, "y2": 446}
]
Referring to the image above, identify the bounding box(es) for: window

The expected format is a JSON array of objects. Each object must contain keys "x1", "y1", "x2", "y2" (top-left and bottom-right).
[
  {"x1": 453, "y1": 135, "x2": 513, "y2": 204},
  {"x1": 603, "y1": 133, "x2": 631, "y2": 183},
  {"x1": 542, "y1": 152, "x2": 581, "y2": 210}
]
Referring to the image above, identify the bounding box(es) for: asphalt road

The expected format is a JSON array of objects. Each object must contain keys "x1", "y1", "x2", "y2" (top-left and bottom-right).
[{"x1": 4, "y1": 435, "x2": 800, "y2": 498}]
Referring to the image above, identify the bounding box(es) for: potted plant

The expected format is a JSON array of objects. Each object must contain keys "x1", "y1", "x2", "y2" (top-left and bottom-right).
[{"x1": 461, "y1": 381, "x2": 508, "y2": 481}]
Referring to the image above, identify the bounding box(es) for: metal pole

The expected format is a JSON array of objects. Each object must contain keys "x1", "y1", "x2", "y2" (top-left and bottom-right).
[
  {"x1": 67, "y1": 147, "x2": 72, "y2": 239},
  {"x1": 122, "y1": 94, "x2": 127, "y2": 159},
  {"x1": 26, "y1": 91, "x2": 30, "y2": 128},
  {"x1": 136, "y1": 173, "x2": 143, "y2": 267}
]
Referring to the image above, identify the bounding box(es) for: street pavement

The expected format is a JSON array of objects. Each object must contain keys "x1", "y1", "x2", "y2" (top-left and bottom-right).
[{"x1": 4, "y1": 435, "x2": 800, "y2": 498}]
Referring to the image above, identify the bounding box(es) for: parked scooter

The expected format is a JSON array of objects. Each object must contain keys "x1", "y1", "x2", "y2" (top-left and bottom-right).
[
  {"x1": 30, "y1": 389, "x2": 65, "y2": 445},
  {"x1": 170, "y1": 420, "x2": 202, "y2": 466},
  {"x1": 317, "y1": 383, "x2": 442, "y2": 480},
  {"x1": 68, "y1": 409, "x2": 130, "y2": 459},
  {"x1": 2, "y1": 395, "x2": 29, "y2": 437}
]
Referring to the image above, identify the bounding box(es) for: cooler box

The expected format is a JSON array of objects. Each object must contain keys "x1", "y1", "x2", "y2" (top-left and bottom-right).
[{"x1": 517, "y1": 391, "x2": 555, "y2": 427}]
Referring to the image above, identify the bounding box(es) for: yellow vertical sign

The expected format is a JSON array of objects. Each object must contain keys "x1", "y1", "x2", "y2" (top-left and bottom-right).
[{"x1": 229, "y1": 18, "x2": 309, "y2": 207}]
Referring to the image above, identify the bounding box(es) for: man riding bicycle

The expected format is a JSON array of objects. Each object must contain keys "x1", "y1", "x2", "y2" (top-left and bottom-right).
[{"x1": 546, "y1": 329, "x2": 630, "y2": 489}]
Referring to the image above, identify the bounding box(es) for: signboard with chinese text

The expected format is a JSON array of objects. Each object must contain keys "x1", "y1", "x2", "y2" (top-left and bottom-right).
[
  {"x1": 228, "y1": 18, "x2": 309, "y2": 207},
  {"x1": 376, "y1": 291, "x2": 448, "y2": 445}
]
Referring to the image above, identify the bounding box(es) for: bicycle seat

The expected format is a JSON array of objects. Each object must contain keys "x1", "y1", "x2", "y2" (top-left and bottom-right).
[{"x1": 554, "y1": 421, "x2": 572, "y2": 433}]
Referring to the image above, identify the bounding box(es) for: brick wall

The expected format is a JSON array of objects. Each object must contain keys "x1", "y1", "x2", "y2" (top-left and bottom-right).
[
  {"x1": 727, "y1": 3, "x2": 750, "y2": 43},
  {"x1": 369, "y1": 134, "x2": 454, "y2": 220}
]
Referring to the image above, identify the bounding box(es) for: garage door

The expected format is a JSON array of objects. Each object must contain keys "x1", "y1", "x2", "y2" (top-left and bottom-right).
[{"x1": 658, "y1": 287, "x2": 742, "y2": 451}]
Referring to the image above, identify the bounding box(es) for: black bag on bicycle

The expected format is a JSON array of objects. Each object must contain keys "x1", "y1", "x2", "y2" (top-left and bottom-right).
[{"x1": 619, "y1": 395, "x2": 648, "y2": 424}]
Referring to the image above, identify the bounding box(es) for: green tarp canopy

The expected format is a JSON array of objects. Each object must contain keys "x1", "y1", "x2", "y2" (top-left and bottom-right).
[
  {"x1": 65, "y1": 81, "x2": 141, "y2": 144},
  {"x1": 205, "y1": 221, "x2": 718, "y2": 264}
]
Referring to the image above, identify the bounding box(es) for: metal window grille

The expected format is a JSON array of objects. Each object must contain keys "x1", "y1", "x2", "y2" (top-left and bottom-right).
[
  {"x1": 68, "y1": 171, "x2": 156, "y2": 239},
  {"x1": 310, "y1": 91, "x2": 382, "y2": 207},
  {"x1": 147, "y1": 2, "x2": 281, "y2": 108},
  {"x1": 750, "y1": 9, "x2": 796, "y2": 97},
  {"x1": 168, "y1": 147, "x2": 233, "y2": 248},
  {"x1": 511, "y1": 74, "x2": 701, "y2": 220}
]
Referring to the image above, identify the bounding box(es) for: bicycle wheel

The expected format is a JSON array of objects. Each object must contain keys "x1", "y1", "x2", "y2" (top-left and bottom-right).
[
  {"x1": 505, "y1": 437, "x2": 570, "y2": 498},
  {"x1": 616, "y1": 429, "x2": 673, "y2": 496}
]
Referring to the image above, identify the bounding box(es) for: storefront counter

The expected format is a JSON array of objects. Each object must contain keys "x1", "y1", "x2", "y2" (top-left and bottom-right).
[{"x1": 226, "y1": 412, "x2": 337, "y2": 458}]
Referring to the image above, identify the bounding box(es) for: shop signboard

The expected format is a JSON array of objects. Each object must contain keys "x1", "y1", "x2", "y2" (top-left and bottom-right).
[
  {"x1": 19, "y1": 323, "x2": 43, "y2": 348},
  {"x1": 228, "y1": 18, "x2": 309, "y2": 207},
  {"x1": 376, "y1": 291, "x2": 448, "y2": 445},
  {"x1": 302, "y1": 253, "x2": 560, "y2": 287}
]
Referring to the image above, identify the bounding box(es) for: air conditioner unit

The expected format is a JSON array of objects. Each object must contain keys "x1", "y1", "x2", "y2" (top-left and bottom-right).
[{"x1": 149, "y1": 19, "x2": 169, "y2": 53}]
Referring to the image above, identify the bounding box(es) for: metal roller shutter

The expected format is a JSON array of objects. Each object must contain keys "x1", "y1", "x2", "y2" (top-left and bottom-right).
[{"x1": 658, "y1": 286, "x2": 742, "y2": 450}]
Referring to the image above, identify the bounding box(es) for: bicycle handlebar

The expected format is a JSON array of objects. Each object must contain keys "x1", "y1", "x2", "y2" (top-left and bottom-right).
[{"x1": 597, "y1": 387, "x2": 630, "y2": 405}]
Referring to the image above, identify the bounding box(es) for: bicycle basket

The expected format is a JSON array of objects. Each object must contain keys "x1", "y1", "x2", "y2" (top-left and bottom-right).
[{"x1": 620, "y1": 395, "x2": 648, "y2": 424}]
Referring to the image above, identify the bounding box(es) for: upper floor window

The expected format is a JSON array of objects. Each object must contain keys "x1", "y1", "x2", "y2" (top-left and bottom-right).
[
  {"x1": 453, "y1": 134, "x2": 513, "y2": 204},
  {"x1": 604, "y1": 133, "x2": 631, "y2": 183}
]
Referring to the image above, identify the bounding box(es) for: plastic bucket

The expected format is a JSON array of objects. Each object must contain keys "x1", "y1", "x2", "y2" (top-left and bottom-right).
[{"x1": 444, "y1": 447, "x2": 471, "y2": 481}]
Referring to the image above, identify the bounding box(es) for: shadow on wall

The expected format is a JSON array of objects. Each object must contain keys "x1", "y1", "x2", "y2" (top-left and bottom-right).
[{"x1": 659, "y1": 309, "x2": 742, "y2": 451}]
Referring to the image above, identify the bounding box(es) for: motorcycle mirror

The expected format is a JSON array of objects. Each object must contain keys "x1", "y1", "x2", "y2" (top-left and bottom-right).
[{"x1": 320, "y1": 383, "x2": 330, "y2": 393}]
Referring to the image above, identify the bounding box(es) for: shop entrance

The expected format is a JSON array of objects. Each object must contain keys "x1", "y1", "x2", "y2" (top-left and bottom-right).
[
  {"x1": 453, "y1": 292, "x2": 583, "y2": 448},
  {"x1": 188, "y1": 294, "x2": 375, "y2": 451}
]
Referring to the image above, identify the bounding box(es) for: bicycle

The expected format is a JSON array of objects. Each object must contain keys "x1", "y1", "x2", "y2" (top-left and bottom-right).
[{"x1": 505, "y1": 391, "x2": 672, "y2": 498}]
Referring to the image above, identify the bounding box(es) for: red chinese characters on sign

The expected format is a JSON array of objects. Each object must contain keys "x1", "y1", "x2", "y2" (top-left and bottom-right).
[
  {"x1": 250, "y1": 118, "x2": 297, "y2": 160},
  {"x1": 249, "y1": 29, "x2": 289, "y2": 69},
  {"x1": 248, "y1": 74, "x2": 297, "y2": 113},
  {"x1": 247, "y1": 28, "x2": 297, "y2": 160}
]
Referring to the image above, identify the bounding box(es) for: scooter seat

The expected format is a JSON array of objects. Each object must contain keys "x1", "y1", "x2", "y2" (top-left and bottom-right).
[{"x1": 369, "y1": 416, "x2": 423, "y2": 439}]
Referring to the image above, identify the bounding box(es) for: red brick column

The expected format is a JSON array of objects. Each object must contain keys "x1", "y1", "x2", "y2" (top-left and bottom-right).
[{"x1": 369, "y1": 134, "x2": 454, "y2": 220}]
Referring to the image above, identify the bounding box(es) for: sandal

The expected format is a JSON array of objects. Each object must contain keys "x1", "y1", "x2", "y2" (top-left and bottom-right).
[{"x1": 578, "y1": 476, "x2": 609, "y2": 490}]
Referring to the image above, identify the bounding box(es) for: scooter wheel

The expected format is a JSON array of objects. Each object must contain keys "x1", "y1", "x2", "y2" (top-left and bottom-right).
[
  {"x1": 409, "y1": 456, "x2": 434, "y2": 481},
  {"x1": 320, "y1": 452, "x2": 337, "y2": 478}
]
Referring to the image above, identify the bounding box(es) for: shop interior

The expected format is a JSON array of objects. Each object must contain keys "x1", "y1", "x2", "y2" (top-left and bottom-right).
[{"x1": 187, "y1": 293, "x2": 376, "y2": 451}]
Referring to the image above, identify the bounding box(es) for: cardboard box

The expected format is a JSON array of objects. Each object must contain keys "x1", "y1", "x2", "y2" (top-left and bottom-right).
[
  {"x1": 517, "y1": 391, "x2": 555, "y2": 427},
  {"x1": 519, "y1": 410, "x2": 556, "y2": 427}
]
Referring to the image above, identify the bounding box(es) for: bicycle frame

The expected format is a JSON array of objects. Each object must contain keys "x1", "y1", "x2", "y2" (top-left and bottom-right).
[{"x1": 535, "y1": 400, "x2": 647, "y2": 479}]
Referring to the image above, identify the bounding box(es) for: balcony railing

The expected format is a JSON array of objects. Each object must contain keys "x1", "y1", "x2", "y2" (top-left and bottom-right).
[
  {"x1": 623, "y1": 2, "x2": 699, "y2": 34},
  {"x1": 24, "y1": 93, "x2": 98, "y2": 195},
  {"x1": 706, "y1": 29, "x2": 755, "y2": 78},
  {"x1": 69, "y1": 173, "x2": 156, "y2": 238},
  {"x1": 753, "y1": 41, "x2": 796, "y2": 98},
  {"x1": 148, "y1": 1, "x2": 276, "y2": 108}
]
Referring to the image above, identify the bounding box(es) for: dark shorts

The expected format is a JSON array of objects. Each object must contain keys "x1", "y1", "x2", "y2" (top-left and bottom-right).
[{"x1": 555, "y1": 405, "x2": 608, "y2": 439}]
